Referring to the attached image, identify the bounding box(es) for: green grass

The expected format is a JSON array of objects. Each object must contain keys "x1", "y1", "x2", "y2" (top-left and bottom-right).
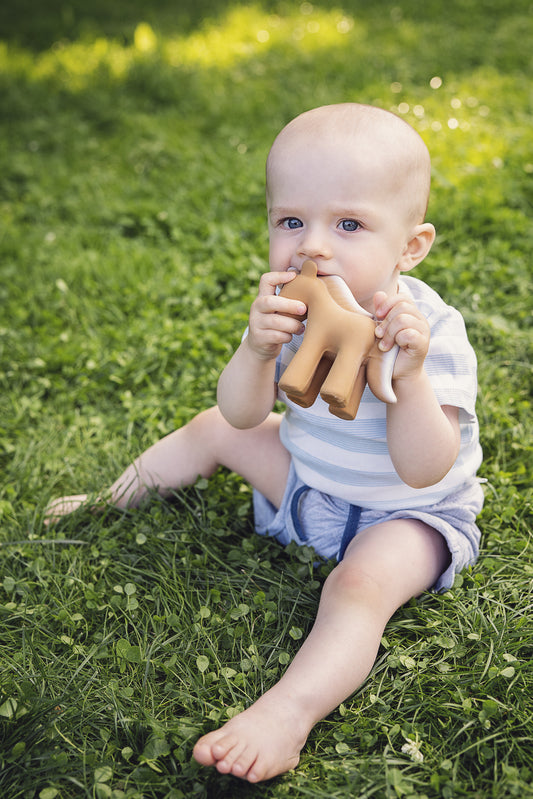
[{"x1": 1, "y1": 0, "x2": 532, "y2": 796}]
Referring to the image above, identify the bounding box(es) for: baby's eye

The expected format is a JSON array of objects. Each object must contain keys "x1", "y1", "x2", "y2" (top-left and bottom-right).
[
  {"x1": 281, "y1": 217, "x2": 303, "y2": 229},
  {"x1": 338, "y1": 219, "x2": 360, "y2": 232}
]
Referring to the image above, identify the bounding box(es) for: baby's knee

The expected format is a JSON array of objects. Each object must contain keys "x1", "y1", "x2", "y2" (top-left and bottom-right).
[
  {"x1": 323, "y1": 558, "x2": 384, "y2": 608},
  {"x1": 189, "y1": 405, "x2": 224, "y2": 434},
  {"x1": 188, "y1": 405, "x2": 236, "y2": 449}
]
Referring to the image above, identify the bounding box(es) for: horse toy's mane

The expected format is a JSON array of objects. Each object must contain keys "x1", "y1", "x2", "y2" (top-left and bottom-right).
[{"x1": 278, "y1": 260, "x2": 398, "y2": 420}]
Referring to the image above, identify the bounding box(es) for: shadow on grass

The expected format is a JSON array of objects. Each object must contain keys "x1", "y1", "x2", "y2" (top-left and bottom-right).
[{"x1": 0, "y1": 0, "x2": 254, "y2": 50}]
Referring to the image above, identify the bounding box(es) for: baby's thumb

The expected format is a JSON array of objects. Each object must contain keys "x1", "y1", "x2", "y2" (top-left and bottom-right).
[{"x1": 373, "y1": 291, "x2": 389, "y2": 319}]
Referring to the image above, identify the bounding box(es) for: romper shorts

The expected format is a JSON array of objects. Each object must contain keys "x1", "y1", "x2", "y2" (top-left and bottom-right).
[{"x1": 253, "y1": 463, "x2": 484, "y2": 592}]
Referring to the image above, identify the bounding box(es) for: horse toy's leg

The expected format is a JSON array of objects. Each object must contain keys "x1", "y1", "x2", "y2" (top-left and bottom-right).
[
  {"x1": 319, "y1": 319, "x2": 375, "y2": 413},
  {"x1": 326, "y1": 365, "x2": 368, "y2": 420},
  {"x1": 282, "y1": 354, "x2": 333, "y2": 409},
  {"x1": 278, "y1": 320, "x2": 331, "y2": 406}
]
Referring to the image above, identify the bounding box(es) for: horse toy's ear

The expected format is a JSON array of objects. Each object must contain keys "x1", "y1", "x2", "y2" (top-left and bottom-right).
[{"x1": 278, "y1": 260, "x2": 398, "y2": 420}]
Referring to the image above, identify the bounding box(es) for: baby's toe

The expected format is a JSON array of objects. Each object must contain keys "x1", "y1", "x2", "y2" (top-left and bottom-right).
[
  {"x1": 229, "y1": 747, "x2": 259, "y2": 779},
  {"x1": 193, "y1": 730, "x2": 244, "y2": 772},
  {"x1": 214, "y1": 737, "x2": 249, "y2": 774},
  {"x1": 192, "y1": 736, "x2": 218, "y2": 767}
]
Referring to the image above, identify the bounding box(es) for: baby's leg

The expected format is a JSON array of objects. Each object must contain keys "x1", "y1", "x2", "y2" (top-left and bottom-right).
[
  {"x1": 193, "y1": 517, "x2": 449, "y2": 782},
  {"x1": 46, "y1": 407, "x2": 290, "y2": 520}
]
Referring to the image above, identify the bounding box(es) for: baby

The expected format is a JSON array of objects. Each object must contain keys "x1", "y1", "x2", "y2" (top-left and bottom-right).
[{"x1": 47, "y1": 103, "x2": 483, "y2": 782}]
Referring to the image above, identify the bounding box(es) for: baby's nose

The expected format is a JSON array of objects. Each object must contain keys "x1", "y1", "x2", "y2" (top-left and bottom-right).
[{"x1": 298, "y1": 229, "x2": 332, "y2": 260}]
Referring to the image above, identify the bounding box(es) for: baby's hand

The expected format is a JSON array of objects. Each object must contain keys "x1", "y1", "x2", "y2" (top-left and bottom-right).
[
  {"x1": 246, "y1": 271, "x2": 307, "y2": 361},
  {"x1": 373, "y1": 291, "x2": 430, "y2": 381}
]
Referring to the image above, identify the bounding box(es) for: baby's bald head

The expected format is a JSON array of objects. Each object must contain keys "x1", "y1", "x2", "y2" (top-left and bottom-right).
[{"x1": 267, "y1": 103, "x2": 432, "y2": 225}]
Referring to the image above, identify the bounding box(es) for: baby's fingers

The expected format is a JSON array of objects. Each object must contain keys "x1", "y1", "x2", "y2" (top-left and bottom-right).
[
  {"x1": 251, "y1": 292, "x2": 306, "y2": 329},
  {"x1": 391, "y1": 324, "x2": 428, "y2": 354},
  {"x1": 373, "y1": 291, "x2": 390, "y2": 321},
  {"x1": 257, "y1": 269, "x2": 298, "y2": 296},
  {"x1": 376, "y1": 312, "x2": 427, "y2": 353},
  {"x1": 374, "y1": 295, "x2": 426, "y2": 347},
  {"x1": 254, "y1": 271, "x2": 306, "y2": 317}
]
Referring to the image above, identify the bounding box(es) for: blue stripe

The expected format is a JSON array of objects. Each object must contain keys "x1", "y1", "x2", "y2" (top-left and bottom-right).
[
  {"x1": 285, "y1": 409, "x2": 389, "y2": 454},
  {"x1": 425, "y1": 358, "x2": 472, "y2": 376},
  {"x1": 281, "y1": 427, "x2": 400, "y2": 488}
]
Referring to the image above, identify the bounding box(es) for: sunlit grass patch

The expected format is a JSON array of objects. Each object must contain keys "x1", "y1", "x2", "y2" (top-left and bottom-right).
[{"x1": 164, "y1": 5, "x2": 360, "y2": 68}]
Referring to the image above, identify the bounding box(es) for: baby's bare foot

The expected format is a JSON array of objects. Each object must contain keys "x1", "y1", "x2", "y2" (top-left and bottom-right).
[{"x1": 192, "y1": 688, "x2": 311, "y2": 782}]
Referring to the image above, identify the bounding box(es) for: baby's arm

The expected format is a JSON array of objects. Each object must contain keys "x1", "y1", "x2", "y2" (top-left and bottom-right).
[
  {"x1": 373, "y1": 291, "x2": 460, "y2": 488},
  {"x1": 217, "y1": 271, "x2": 306, "y2": 429},
  {"x1": 46, "y1": 271, "x2": 305, "y2": 523}
]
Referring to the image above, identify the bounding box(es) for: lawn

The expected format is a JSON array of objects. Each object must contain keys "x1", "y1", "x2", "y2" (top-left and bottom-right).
[{"x1": 0, "y1": 0, "x2": 532, "y2": 797}]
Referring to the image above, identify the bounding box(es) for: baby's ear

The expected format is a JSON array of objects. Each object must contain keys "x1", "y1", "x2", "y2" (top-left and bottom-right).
[{"x1": 399, "y1": 223, "x2": 436, "y2": 272}]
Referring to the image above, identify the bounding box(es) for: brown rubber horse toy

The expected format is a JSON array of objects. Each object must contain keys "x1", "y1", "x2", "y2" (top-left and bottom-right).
[{"x1": 278, "y1": 260, "x2": 399, "y2": 420}]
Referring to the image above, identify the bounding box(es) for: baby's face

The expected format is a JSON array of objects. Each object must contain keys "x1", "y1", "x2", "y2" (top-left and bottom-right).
[{"x1": 267, "y1": 138, "x2": 416, "y2": 312}]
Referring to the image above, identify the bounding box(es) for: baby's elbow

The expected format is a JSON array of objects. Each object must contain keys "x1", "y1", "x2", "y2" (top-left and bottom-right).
[
  {"x1": 217, "y1": 401, "x2": 268, "y2": 430},
  {"x1": 398, "y1": 462, "x2": 454, "y2": 490},
  {"x1": 217, "y1": 403, "x2": 249, "y2": 430},
  {"x1": 224, "y1": 415, "x2": 254, "y2": 430},
  {"x1": 403, "y1": 475, "x2": 439, "y2": 490}
]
